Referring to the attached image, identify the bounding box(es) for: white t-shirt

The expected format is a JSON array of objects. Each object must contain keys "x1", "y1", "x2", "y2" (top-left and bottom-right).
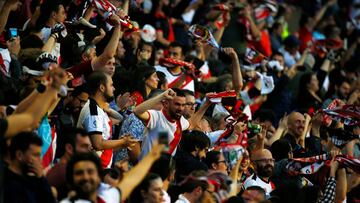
[
  {"x1": 139, "y1": 110, "x2": 189, "y2": 159},
  {"x1": 155, "y1": 65, "x2": 195, "y2": 92},
  {"x1": 174, "y1": 194, "x2": 191, "y2": 203},
  {"x1": 243, "y1": 173, "x2": 275, "y2": 197},
  {"x1": 60, "y1": 183, "x2": 121, "y2": 203},
  {"x1": 77, "y1": 99, "x2": 113, "y2": 168}
]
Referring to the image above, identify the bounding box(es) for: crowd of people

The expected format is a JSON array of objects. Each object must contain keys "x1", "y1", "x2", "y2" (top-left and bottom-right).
[{"x1": 0, "y1": 0, "x2": 359, "y2": 202}]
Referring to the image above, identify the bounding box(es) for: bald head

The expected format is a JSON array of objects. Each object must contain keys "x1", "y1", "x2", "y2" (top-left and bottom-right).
[
  {"x1": 251, "y1": 149, "x2": 274, "y2": 178},
  {"x1": 287, "y1": 112, "x2": 305, "y2": 138},
  {"x1": 251, "y1": 149, "x2": 273, "y2": 161}
]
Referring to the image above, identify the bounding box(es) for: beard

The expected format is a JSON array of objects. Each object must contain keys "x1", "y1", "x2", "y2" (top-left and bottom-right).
[
  {"x1": 104, "y1": 93, "x2": 114, "y2": 103},
  {"x1": 73, "y1": 179, "x2": 99, "y2": 198},
  {"x1": 168, "y1": 108, "x2": 182, "y2": 120},
  {"x1": 257, "y1": 164, "x2": 274, "y2": 178}
]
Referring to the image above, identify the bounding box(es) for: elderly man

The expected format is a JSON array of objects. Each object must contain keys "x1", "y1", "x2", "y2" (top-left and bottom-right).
[{"x1": 281, "y1": 111, "x2": 320, "y2": 157}]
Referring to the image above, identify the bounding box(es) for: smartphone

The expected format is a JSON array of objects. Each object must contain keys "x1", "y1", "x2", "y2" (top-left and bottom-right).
[
  {"x1": 9, "y1": 28, "x2": 18, "y2": 39},
  {"x1": 158, "y1": 131, "x2": 169, "y2": 151}
]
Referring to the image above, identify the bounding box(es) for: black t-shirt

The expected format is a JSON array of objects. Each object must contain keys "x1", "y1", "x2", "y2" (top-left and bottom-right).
[{"x1": 4, "y1": 167, "x2": 56, "y2": 203}]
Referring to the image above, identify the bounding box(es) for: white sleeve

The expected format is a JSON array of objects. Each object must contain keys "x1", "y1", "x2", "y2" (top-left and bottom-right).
[
  {"x1": 180, "y1": 117, "x2": 190, "y2": 131},
  {"x1": 147, "y1": 110, "x2": 160, "y2": 129},
  {"x1": 83, "y1": 115, "x2": 104, "y2": 134}
]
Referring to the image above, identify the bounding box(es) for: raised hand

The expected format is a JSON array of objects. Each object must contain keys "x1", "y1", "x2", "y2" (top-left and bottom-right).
[
  {"x1": 27, "y1": 158, "x2": 44, "y2": 178},
  {"x1": 162, "y1": 89, "x2": 176, "y2": 100},
  {"x1": 116, "y1": 92, "x2": 136, "y2": 110},
  {"x1": 222, "y1": 47, "x2": 238, "y2": 60}
]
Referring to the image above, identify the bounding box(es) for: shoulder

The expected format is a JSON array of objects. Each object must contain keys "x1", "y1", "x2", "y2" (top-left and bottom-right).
[{"x1": 98, "y1": 183, "x2": 121, "y2": 203}]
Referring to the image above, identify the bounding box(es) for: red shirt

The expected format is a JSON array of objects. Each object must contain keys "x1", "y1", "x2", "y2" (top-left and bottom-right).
[{"x1": 299, "y1": 26, "x2": 312, "y2": 53}]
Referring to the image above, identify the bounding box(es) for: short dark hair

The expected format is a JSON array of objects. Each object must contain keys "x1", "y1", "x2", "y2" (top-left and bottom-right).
[
  {"x1": 180, "y1": 170, "x2": 208, "y2": 193},
  {"x1": 63, "y1": 127, "x2": 88, "y2": 151},
  {"x1": 271, "y1": 51, "x2": 284, "y2": 58},
  {"x1": 130, "y1": 173, "x2": 162, "y2": 202},
  {"x1": 37, "y1": 0, "x2": 63, "y2": 27},
  {"x1": 204, "y1": 150, "x2": 221, "y2": 169},
  {"x1": 182, "y1": 90, "x2": 194, "y2": 97},
  {"x1": 66, "y1": 152, "x2": 103, "y2": 186},
  {"x1": 169, "y1": 41, "x2": 186, "y2": 55},
  {"x1": 70, "y1": 84, "x2": 88, "y2": 98},
  {"x1": 171, "y1": 88, "x2": 186, "y2": 98},
  {"x1": 9, "y1": 132, "x2": 43, "y2": 159},
  {"x1": 87, "y1": 71, "x2": 108, "y2": 96},
  {"x1": 179, "y1": 130, "x2": 210, "y2": 153},
  {"x1": 138, "y1": 41, "x2": 154, "y2": 52}
]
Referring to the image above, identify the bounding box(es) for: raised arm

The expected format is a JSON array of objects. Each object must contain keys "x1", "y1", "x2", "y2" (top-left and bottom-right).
[
  {"x1": 118, "y1": 143, "x2": 164, "y2": 201},
  {"x1": 134, "y1": 89, "x2": 175, "y2": 123},
  {"x1": 188, "y1": 95, "x2": 212, "y2": 130},
  {"x1": 92, "y1": 15, "x2": 122, "y2": 70},
  {"x1": 0, "y1": 1, "x2": 22, "y2": 34},
  {"x1": 308, "y1": 0, "x2": 337, "y2": 31},
  {"x1": 267, "y1": 114, "x2": 287, "y2": 146},
  {"x1": 223, "y1": 48, "x2": 243, "y2": 92},
  {"x1": 7, "y1": 67, "x2": 68, "y2": 138}
]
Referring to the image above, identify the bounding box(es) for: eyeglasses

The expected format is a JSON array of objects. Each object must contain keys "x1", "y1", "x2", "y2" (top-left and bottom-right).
[
  {"x1": 217, "y1": 160, "x2": 226, "y2": 164},
  {"x1": 253, "y1": 158, "x2": 275, "y2": 164}
]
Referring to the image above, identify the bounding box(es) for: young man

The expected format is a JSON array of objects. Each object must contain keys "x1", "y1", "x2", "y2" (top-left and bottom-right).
[
  {"x1": 77, "y1": 71, "x2": 137, "y2": 168},
  {"x1": 134, "y1": 88, "x2": 211, "y2": 159},
  {"x1": 4, "y1": 132, "x2": 56, "y2": 203},
  {"x1": 174, "y1": 171, "x2": 209, "y2": 203},
  {"x1": 61, "y1": 143, "x2": 165, "y2": 203},
  {"x1": 46, "y1": 128, "x2": 92, "y2": 200},
  {"x1": 155, "y1": 42, "x2": 196, "y2": 92}
]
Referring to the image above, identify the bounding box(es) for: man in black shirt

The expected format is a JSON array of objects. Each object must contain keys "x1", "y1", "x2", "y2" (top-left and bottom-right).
[{"x1": 4, "y1": 132, "x2": 55, "y2": 203}]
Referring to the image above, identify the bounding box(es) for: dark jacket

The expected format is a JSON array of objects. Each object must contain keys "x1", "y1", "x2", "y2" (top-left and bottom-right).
[{"x1": 4, "y1": 167, "x2": 56, "y2": 203}]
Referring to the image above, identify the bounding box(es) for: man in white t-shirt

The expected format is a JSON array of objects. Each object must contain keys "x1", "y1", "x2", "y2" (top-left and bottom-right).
[
  {"x1": 77, "y1": 72, "x2": 136, "y2": 168},
  {"x1": 134, "y1": 88, "x2": 211, "y2": 159},
  {"x1": 243, "y1": 149, "x2": 276, "y2": 197},
  {"x1": 155, "y1": 42, "x2": 196, "y2": 92}
]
